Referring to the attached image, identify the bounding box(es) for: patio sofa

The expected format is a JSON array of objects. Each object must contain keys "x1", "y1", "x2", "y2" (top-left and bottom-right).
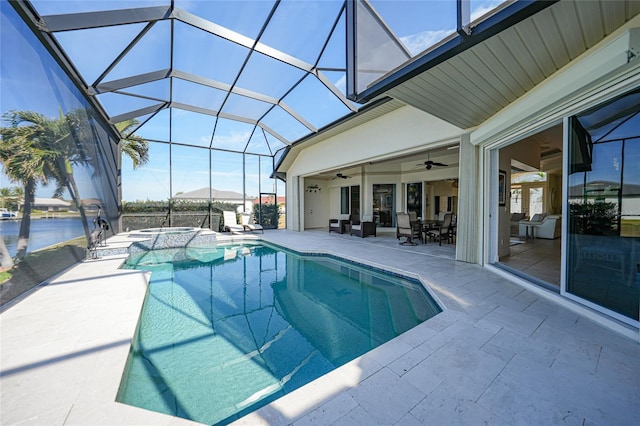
[{"x1": 519, "y1": 214, "x2": 561, "y2": 239}]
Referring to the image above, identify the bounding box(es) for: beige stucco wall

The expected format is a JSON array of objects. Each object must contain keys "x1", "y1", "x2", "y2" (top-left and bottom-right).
[
  {"x1": 285, "y1": 105, "x2": 464, "y2": 231},
  {"x1": 287, "y1": 105, "x2": 462, "y2": 178}
]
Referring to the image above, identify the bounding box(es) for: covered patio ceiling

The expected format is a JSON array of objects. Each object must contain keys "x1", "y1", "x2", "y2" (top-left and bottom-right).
[{"x1": 374, "y1": 0, "x2": 640, "y2": 129}]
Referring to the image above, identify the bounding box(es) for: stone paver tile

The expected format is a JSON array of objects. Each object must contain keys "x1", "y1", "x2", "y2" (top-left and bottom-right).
[
  {"x1": 485, "y1": 327, "x2": 560, "y2": 367},
  {"x1": 364, "y1": 336, "x2": 414, "y2": 367},
  {"x1": 393, "y1": 412, "x2": 425, "y2": 426},
  {"x1": 387, "y1": 345, "x2": 431, "y2": 377},
  {"x1": 397, "y1": 322, "x2": 438, "y2": 348},
  {"x1": 551, "y1": 339, "x2": 602, "y2": 375},
  {"x1": 347, "y1": 367, "x2": 424, "y2": 425},
  {"x1": 331, "y1": 406, "x2": 379, "y2": 426},
  {"x1": 478, "y1": 305, "x2": 546, "y2": 337},
  {"x1": 478, "y1": 355, "x2": 580, "y2": 425},
  {"x1": 411, "y1": 381, "x2": 510, "y2": 426},
  {"x1": 404, "y1": 339, "x2": 506, "y2": 401},
  {"x1": 595, "y1": 346, "x2": 640, "y2": 400},
  {"x1": 293, "y1": 392, "x2": 358, "y2": 426}
]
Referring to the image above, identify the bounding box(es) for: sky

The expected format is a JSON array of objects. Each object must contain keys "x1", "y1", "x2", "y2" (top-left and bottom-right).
[{"x1": 1, "y1": 0, "x2": 508, "y2": 202}]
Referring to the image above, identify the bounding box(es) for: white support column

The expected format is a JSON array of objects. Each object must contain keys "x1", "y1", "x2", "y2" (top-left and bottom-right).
[
  {"x1": 456, "y1": 133, "x2": 480, "y2": 263},
  {"x1": 287, "y1": 175, "x2": 302, "y2": 231}
]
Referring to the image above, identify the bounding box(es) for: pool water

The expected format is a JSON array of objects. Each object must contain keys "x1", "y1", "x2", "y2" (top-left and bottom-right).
[{"x1": 117, "y1": 243, "x2": 441, "y2": 425}]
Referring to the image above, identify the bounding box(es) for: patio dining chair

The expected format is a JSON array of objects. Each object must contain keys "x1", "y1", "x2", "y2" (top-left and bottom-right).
[
  {"x1": 426, "y1": 213, "x2": 452, "y2": 246},
  {"x1": 397, "y1": 212, "x2": 419, "y2": 246}
]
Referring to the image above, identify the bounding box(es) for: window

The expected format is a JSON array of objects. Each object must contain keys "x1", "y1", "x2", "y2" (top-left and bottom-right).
[
  {"x1": 406, "y1": 182, "x2": 422, "y2": 218},
  {"x1": 340, "y1": 185, "x2": 360, "y2": 215}
]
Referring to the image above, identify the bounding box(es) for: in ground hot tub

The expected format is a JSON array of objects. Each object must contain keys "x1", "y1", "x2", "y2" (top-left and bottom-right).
[
  {"x1": 128, "y1": 227, "x2": 217, "y2": 252},
  {"x1": 128, "y1": 227, "x2": 198, "y2": 237}
]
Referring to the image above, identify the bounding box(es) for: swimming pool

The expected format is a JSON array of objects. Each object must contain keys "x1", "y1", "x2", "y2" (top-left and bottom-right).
[{"x1": 117, "y1": 243, "x2": 441, "y2": 425}]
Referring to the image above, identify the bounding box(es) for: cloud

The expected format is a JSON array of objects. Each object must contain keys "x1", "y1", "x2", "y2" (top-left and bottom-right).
[
  {"x1": 400, "y1": 29, "x2": 454, "y2": 56},
  {"x1": 397, "y1": 1, "x2": 506, "y2": 56},
  {"x1": 213, "y1": 130, "x2": 252, "y2": 150},
  {"x1": 471, "y1": 1, "x2": 507, "y2": 22}
]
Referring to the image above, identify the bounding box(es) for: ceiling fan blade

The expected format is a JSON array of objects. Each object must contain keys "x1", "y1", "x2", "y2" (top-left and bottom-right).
[{"x1": 432, "y1": 162, "x2": 448, "y2": 167}]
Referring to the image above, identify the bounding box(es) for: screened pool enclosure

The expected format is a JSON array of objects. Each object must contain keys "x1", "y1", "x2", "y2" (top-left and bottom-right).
[
  {"x1": 3, "y1": 0, "x2": 372, "y2": 234},
  {"x1": 1, "y1": 0, "x2": 517, "y2": 298}
]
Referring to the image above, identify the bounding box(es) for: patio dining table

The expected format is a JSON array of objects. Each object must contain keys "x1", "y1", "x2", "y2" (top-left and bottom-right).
[{"x1": 421, "y1": 220, "x2": 446, "y2": 244}]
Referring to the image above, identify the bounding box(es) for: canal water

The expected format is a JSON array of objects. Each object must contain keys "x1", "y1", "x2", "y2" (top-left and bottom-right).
[{"x1": 0, "y1": 217, "x2": 85, "y2": 256}]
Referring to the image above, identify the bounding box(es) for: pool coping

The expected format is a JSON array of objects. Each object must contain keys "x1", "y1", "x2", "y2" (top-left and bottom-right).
[
  {"x1": 117, "y1": 237, "x2": 446, "y2": 425},
  {"x1": 0, "y1": 231, "x2": 451, "y2": 426}
]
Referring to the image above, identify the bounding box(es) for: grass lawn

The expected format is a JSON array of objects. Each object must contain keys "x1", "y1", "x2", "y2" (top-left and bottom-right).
[{"x1": 0, "y1": 236, "x2": 87, "y2": 308}]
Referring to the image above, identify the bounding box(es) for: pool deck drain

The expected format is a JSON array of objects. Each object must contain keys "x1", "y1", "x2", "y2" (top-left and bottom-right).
[{"x1": 1, "y1": 230, "x2": 638, "y2": 425}]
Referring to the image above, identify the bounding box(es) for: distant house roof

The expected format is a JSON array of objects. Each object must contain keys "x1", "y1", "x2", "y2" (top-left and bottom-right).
[
  {"x1": 173, "y1": 188, "x2": 253, "y2": 202},
  {"x1": 33, "y1": 198, "x2": 71, "y2": 207},
  {"x1": 569, "y1": 181, "x2": 640, "y2": 197},
  {"x1": 80, "y1": 198, "x2": 105, "y2": 208}
]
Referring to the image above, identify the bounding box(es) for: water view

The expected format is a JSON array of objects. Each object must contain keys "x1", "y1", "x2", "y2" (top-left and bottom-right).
[{"x1": 0, "y1": 217, "x2": 85, "y2": 256}]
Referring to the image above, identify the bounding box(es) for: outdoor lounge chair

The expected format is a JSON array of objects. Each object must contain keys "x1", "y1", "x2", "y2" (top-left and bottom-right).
[
  {"x1": 223, "y1": 211, "x2": 245, "y2": 233},
  {"x1": 396, "y1": 213, "x2": 418, "y2": 245},
  {"x1": 240, "y1": 212, "x2": 264, "y2": 233},
  {"x1": 329, "y1": 214, "x2": 350, "y2": 233},
  {"x1": 350, "y1": 214, "x2": 376, "y2": 238}
]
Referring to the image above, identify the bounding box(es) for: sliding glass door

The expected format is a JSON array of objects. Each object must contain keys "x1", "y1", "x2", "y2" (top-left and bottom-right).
[
  {"x1": 373, "y1": 184, "x2": 395, "y2": 227},
  {"x1": 566, "y1": 89, "x2": 640, "y2": 323}
]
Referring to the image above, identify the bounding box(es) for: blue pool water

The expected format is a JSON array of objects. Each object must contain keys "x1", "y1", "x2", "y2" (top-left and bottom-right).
[{"x1": 117, "y1": 243, "x2": 441, "y2": 425}]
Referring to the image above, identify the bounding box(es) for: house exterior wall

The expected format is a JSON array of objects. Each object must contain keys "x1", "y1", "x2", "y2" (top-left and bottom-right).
[
  {"x1": 471, "y1": 19, "x2": 640, "y2": 336},
  {"x1": 282, "y1": 12, "x2": 640, "y2": 334},
  {"x1": 472, "y1": 18, "x2": 640, "y2": 268}
]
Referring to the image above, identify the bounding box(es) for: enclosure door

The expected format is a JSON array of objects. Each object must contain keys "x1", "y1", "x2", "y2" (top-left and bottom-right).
[{"x1": 258, "y1": 193, "x2": 278, "y2": 229}]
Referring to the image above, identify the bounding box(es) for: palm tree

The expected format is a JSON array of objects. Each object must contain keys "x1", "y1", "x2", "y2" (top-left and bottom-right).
[
  {"x1": 11, "y1": 186, "x2": 24, "y2": 213},
  {"x1": 0, "y1": 115, "x2": 57, "y2": 260},
  {"x1": 2, "y1": 110, "x2": 97, "y2": 251},
  {"x1": 0, "y1": 187, "x2": 10, "y2": 209},
  {"x1": 0, "y1": 110, "x2": 150, "y2": 260},
  {"x1": 116, "y1": 119, "x2": 149, "y2": 169}
]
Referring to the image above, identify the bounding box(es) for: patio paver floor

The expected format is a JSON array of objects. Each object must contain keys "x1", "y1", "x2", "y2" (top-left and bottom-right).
[{"x1": 1, "y1": 229, "x2": 638, "y2": 425}]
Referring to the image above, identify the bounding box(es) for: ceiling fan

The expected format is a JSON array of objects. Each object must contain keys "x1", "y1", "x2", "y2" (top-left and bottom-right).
[
  {"x1": 417, "y1": 153, "x2": 448, "y2": 170},
  {"x1": 331, "y1": 172, "x2": 352, "y2": 180}
]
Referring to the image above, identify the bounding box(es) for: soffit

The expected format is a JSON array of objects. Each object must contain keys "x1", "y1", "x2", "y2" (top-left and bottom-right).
[
  {"x1": 276, "y1": 97, "x2": 406, "y2": 172},
  {"x1": 386, "y1": 0, "x2": 640, "y2": 130}
]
